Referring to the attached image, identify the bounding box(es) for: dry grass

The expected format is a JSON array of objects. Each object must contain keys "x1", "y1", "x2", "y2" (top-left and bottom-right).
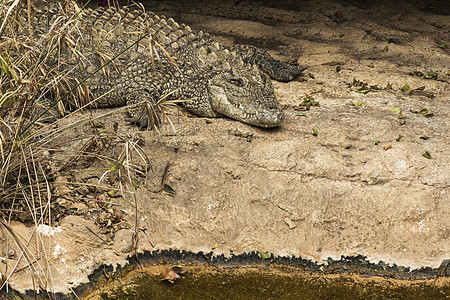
[{"x1": 0, "y1": 0, "x2": 168, "y2": 295}]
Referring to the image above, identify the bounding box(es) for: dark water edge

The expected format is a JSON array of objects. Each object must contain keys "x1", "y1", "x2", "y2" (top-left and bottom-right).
[
  {"x1": 4, "y1": 250, "x2": 449, "y2": 299},
  {"x1": 96, "y1": 268, "x2": 450, "y2": 300}
]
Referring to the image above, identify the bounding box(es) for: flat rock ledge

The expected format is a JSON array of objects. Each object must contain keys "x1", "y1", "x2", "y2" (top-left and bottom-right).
[{"x1": 1, "y1": 0, "x2": 449, "y2": 296}]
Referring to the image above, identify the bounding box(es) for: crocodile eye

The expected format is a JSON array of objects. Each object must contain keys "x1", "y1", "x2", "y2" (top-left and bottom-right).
[{"x1": 229, "y1": 77, "x2": 244, "y2": 87}]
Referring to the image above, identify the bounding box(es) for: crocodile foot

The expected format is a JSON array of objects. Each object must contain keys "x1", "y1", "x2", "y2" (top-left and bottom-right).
[{"x1": 232, "y1": 45, "x2": 307, "y2": 82}]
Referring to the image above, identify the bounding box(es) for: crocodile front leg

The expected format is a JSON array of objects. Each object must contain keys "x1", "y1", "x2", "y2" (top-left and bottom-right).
[{"x1": 125, "y1": 89, "x2": 161, "y2": 130}]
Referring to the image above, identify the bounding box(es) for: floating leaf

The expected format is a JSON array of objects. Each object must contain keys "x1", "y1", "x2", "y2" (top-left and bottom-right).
[
  {"x1": 297, "y1": 112, "x2": 306, "y2": 116},
  {"x1": 172, "y1": 265, "x2": 184, "y2": 269},
  {"x1": 375, "y1": 140, "x2": 380, "y2": 145},
  {"x1": 398, "y1": 110, "x2": 403, "y2": 119},
  {"x1": 391, "y1": 107, "x2": 401, "y2": 112},
  {"x1": 422, "y1": 151, "x2": 432, "y2": 159},
  {"x1": 419, "y1": 109, "x2": 428, "y2": 114},
  {"x1": 396, "y1": 135, "x2": 404, "y2": 142},
  {"x1": 401, "y1": 84, "x2": 410, "y2": 91},
  {"x1": 342, "y1": 145, "x2": 351, "y2": 149},
  {"x1": 424, "y1": 113, "x2": 434, "y2": 118},
  {"x1": 383, "y1": 145, "x2": 392, "y2": 151},
  {"x1": 163, "y1": 184, "x2": 176, "y2": 194},
  {"x1": 212, "y1": 243, "x2": 218, "y2": 250},
  {"x1": 352, "y1": 102, "x2": 363, "y2": 106},
  {"x1": 259, "y1": 252, "x2": 270, "y2": 259},
  {"x1": 312, "y1": 128, "x2": 318, "y2": 136},
  {"x1": 161, "y1": 267, "x2": 182, "y2": 283},
  {"x1": 437, "y1": 44, "x2": 447, "y2": 49}
]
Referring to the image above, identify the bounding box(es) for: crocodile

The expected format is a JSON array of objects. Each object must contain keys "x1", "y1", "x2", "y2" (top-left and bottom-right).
[{"x1": 15, "y1": 3, "x2": 306, "y2": 128}]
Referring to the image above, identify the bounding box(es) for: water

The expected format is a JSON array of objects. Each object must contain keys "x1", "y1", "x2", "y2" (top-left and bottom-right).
[{"x1": 88, "y1": 266, "x2": 449, "y2": 299}]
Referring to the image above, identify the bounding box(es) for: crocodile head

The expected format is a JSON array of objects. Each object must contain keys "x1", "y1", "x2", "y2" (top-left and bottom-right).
[{"x1": 208, "y1": 67, "x2": 285, "y2": 128}]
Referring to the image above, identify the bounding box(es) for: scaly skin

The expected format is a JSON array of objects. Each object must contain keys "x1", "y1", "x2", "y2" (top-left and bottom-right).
[{"x1": 21, "y1": 3, "x2": 305, "y2": 128}]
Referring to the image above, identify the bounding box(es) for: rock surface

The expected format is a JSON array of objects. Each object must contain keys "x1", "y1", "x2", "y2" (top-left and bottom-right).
[{"x1": 1, "y1": 0, "x2": 448, "y2": 294}]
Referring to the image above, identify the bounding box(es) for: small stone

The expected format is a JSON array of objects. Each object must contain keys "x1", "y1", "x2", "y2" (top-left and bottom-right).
[{"x1": 284, "y1": 217, "x2": 296, "y2": 229}]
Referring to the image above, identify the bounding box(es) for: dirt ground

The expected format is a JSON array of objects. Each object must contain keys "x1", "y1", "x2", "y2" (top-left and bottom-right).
[{"x1": 1, "y1": 0, "x2": 449, "y2": 294}]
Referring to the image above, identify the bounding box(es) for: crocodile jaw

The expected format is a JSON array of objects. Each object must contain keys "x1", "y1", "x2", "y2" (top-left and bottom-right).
[{"x1": 208, "y1": 73, "x2": 285, "y2": 128}]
